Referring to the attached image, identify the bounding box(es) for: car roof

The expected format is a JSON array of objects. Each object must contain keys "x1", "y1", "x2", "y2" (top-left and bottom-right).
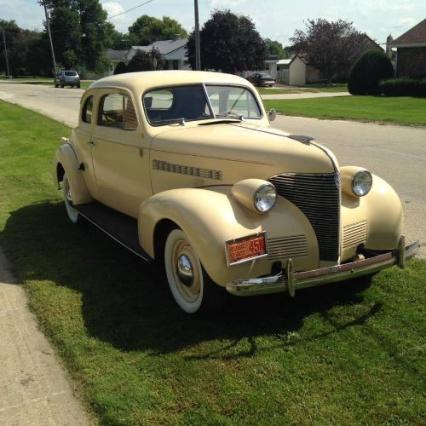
[{"x1": 89, "y1": 70, "x2": 253, "y2": 95}]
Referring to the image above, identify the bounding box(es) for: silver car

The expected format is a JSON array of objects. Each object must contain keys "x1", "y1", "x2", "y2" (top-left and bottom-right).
[{"x1": 54, "y1": 70, "x2": 80, "y2": 88}]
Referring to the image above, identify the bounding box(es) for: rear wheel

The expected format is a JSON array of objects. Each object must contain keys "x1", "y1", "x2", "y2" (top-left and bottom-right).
[
  {"x1": 164, "y1": 229, "x2": 226, "y2": 314},
  {"x1": 63, "y1": 173, "x2": 80, "y2": 224}
]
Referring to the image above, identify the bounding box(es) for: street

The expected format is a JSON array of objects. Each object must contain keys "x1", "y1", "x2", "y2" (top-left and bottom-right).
[{"x1": 0, "y1": 82, "x2": 425, "y2": 257}]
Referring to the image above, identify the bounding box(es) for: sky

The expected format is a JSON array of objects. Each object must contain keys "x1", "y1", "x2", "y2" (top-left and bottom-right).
[{"x1": 1, "y1": 0, "x2": 425, "y2": 46}]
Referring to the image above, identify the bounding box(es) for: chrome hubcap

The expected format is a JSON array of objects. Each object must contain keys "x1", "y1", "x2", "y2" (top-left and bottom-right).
[{"x1": 177, "y1": 254, "x2": 194, "y2": 286}]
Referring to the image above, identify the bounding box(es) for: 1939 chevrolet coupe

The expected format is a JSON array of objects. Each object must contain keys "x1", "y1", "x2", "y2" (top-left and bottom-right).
[{"x1": 54, "y1": 71, "x2": 419, "y2": 314}]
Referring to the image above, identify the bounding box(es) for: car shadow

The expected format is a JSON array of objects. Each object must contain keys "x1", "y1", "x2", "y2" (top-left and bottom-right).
[{"x1": 1, "y1": 201, "x2": 380, "y2": 360}]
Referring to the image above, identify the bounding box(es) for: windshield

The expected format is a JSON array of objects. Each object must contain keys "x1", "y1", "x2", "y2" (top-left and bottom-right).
[
  {"x1": 143, "y1": 84, "x2": 261, "y2": 126},
  {"x1": 65, "y1": 71, "x2": 77, "y2": 76}
]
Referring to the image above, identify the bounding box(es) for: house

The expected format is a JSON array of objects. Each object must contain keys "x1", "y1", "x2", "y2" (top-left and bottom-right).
[
  {"x1": 265, "y1": 55, "x2": 321, "y2": 86},
  {"x1": 127, "y1": 39, "x2": 190, "y2": 71},
  {"x1": 391, "y1": 19, "x2": 426, "y2": 78}
]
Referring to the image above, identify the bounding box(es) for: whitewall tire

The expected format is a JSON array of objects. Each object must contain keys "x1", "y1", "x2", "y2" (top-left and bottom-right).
[{"x1": 63, "y1": 173, "x2": 80, "y2": 224}]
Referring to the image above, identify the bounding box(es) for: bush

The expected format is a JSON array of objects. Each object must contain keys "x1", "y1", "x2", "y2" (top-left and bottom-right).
[
  {"x1": 114, "y1": 62, "x2": 127, "y2": 75},
  {"x1": 379, "y1": 78, "x2": 426, "y2": 97},
  {"x1": 348, "y1": 50, "x2": 394, "y2": 95}
]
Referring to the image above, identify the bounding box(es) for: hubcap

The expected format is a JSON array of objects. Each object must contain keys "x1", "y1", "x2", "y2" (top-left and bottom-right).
[{"x1": 177, "y1": 254, "x2": 194, "y2": 286}]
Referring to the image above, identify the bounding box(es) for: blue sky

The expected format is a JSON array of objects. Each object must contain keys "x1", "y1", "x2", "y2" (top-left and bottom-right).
[{"x1": 1, "y1": 0, "x2": 425, "y2": 46}]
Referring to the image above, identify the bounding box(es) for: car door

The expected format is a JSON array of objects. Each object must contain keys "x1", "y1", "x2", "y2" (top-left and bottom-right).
[{"x1": 90, "y1": 89, "x2": 152, "y2": 218}]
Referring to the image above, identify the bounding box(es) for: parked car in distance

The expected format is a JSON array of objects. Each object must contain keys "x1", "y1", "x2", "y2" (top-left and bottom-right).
[
  {"x1": 53, "y1": 70, "x2": 419, "y2": 315},
  {"x1": 248, "y1": 71, "x2": 276, "y2": 87},
  {"x1": 54, "y1": 70, "x2": 80, "y2": 88}
]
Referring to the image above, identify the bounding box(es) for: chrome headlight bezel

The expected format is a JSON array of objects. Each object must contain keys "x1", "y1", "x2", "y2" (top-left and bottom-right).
[
  {"x1": 253, "y1": 183, "x2": 277, "y2": 213},
  {"x1": 352, "y1": 170, "x2": 373, "y2": 197}
]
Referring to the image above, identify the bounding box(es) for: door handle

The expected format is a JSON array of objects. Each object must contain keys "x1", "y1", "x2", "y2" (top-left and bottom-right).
[{"x1": 88, "y1": 138, "x2": 96, "y2": 146}]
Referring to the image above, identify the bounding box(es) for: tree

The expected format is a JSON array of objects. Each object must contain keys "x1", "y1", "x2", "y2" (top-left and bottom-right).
[
  {"x1": 348, "y1": 50, "x2": 394, "y2": 95},
  {"x1": 126, "y1": 49, "x2": 164, "y2": 72},
  {"x1": 187, "y1": 10, "x2": 265, "y2": 73},
  {"x1": 290, "y1": 19, "x2": 376, "y2": 82},
  {"x1": 41, "y1": 0, "x2": 113, "y2": 72},
  {"x1": 264, "y1": 39, "x2": 288, "y2": 59},
  {"x1": 128, "y1": 15, "x2": 187, "y2": 46}
]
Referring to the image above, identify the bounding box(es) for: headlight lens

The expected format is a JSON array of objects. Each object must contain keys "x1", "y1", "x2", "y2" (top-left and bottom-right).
[
  {"x1": 254, "y1": 184, "x2": 277, "y2": 212},
  {"x1": 352, "y1": 170, "x2": 373, "y2": 197}
]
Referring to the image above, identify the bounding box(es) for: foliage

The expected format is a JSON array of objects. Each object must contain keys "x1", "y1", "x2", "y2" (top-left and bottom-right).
[
  {"x1": 41, "y1": 0, "x2": 113, "y2": 72},
  {"x1": 264, "y1": 39, "x2": 289, "y2": 59},
  {"x1": 128, "y1": 15, "x2": 187, "y2": 46},
  {"x1": 0, "y1": 19, "x2": 50, "y2": 76},
  {"x1": 113, "y1": 61, "x2": 128, "y2": 75},
  {"x1": 264, "y1": 96, "x2": 426, "y2": 126},
  {"x1": 290, "y1": 19, "x2": 380, "y2": 82},
  {"x1": 379, "y1": 78, "x2": 426, "y2": 97},
  {"x1": 126, "y1": 49, "x2": 163, "y2": 72},
  {"x1": 187, "y1": 10, "x2": 265, "y2": 73},
  {"x1": 348, "y1": 50, "x2": 394, "y2": 95}
]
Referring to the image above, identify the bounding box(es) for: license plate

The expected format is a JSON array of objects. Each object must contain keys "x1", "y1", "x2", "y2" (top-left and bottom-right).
[{"x1": 226, "y1": 233, "x2": 267, "y2": 265}]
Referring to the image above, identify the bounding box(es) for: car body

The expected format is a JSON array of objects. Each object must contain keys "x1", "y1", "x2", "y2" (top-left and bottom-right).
[
  {"x1": 248, "y1": 72, "x2": 276, "y2": 87},
  {"x1": 53, "y1": 70, "x2": 418, "y2": 314},
  {"x1": 54, "y1": 70, "x2": 80, "y2": 88}
]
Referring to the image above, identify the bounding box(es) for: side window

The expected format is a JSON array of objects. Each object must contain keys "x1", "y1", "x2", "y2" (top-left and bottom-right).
[
  {"x1": 98, "y1": 93, "x2": 138, "y2": 130},
  {"x1": 81, "y1": 96, "x2": 93, "y2": 124}
]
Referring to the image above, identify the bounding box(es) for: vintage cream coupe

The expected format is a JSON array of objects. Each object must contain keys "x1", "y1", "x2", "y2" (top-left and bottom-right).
[{"x1": 54, "y1": 70, "x2": 419, "y2": 314}]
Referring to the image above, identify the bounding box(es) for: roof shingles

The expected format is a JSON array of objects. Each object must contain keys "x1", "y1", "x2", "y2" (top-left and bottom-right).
[{"x1": 392, "y1": 19, "x2": 426, "y2": 46}]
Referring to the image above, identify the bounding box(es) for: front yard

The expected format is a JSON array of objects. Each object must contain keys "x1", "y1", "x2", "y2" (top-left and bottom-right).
[
  {"x1": 264, "y1": 96, "x2": 426, "y2": 126},
  {"x1": 258, "y1": 84, "x2": 348, "y2": 95},
  {"x1": 0, "y1": 100, "x2": 425, "y2": 425}
]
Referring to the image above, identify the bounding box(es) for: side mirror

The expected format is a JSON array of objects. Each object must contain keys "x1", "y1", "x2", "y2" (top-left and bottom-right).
[{"x1": 268, "y1": 109, "x2": 277, "y2": 122}]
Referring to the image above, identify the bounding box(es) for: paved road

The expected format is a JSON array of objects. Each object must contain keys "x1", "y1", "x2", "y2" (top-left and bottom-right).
[{"x1": 0, "y1": 82, "x2": 424, "y2": 258}]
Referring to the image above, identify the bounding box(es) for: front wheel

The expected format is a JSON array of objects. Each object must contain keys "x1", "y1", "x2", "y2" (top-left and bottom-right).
[
  {"x1": 63, "y1": 173, "x2": 80, "y2": 224},
  {"x1": 164, "y1": 229, "x2": 226, "y2": 314}
]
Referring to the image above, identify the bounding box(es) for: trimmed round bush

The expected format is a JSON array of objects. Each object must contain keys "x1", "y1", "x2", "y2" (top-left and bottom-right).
[
  {"x1": 113, "y1": 62, "x2": 127, "y2": 75},
  {"x1": 348, "y1": 50, "x2": 394, "y2": 95}
]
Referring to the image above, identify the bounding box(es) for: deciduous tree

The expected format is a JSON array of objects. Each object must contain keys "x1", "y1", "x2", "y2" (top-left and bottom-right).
[{"x1": 187, "y1": 10, "x2": 265, "y2": 73}]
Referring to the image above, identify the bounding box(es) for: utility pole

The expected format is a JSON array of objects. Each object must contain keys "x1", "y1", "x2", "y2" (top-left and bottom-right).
[
  {"x1": 42, "y1": 1, "x2": 57, "y2": 75},
  {"x1": 194, "y1": 0, "x2": 201, "y2": 70},
  {"x1": 1, "y1": 28, "x2": 11, "y2": 79}
]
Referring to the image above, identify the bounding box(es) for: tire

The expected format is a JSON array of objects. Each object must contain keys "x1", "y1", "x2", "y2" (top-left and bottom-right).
[
  {"x1": 63, "y1": 173, "x2": 80, "y2": 224},
  {"x1": 77, "y1": 84, "x2": 81, "y2": 88},
  {"x1": 164, "y1": 229, "x2": 227, "y2": 314},
  {"x1": 61, "y1": 84, "x2": 64, "y2": 88}
]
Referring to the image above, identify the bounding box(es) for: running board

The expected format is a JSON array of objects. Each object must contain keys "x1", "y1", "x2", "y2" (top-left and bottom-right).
[{"x1": 75, "y1": 202, "x2": 151, "y2": 262}]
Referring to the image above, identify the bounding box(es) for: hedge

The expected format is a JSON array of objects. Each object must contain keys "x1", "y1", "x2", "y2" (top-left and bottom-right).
[{"x1": 379, "y1": 78, "x2": 426, "y2": 97}]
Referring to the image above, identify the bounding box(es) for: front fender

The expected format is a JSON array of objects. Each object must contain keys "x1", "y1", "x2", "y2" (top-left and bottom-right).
[
  {"x1": 138, "y1": 187, "x2": 319, "y2": 286},
  {"x1": 54, "y1": 142, "x2": 92, "y2": 205}
]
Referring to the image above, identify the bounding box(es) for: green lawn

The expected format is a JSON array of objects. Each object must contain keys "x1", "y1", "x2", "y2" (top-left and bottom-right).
[
  {"x1": 264, "y1": 96, "x2": 426, "y2": 126},
  {"x1": 0, "y1": 100, "x2": 425, "y2": 425},
  {"x1": 258, "y1": 84, "x2": 347, "y2": 95}
]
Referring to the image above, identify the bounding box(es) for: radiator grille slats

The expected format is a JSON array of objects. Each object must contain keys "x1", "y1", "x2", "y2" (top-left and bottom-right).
[
  {"x1": 343, "y1": 221, "x2": 367, "y2": 249},
  {"x1": 267, "y1": 235, "x2": 308, "y2": 261},
  {"x1": 269, "y1": 173, "x2": 340, "y2": 261}
]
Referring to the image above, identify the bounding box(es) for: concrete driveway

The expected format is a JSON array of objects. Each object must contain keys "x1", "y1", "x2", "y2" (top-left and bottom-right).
[{"x1": 0, "y1": 82, "x2": 424, "y2": 258}]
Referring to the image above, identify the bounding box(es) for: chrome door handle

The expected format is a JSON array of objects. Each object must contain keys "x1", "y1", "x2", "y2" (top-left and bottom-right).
[{"x1": 88, "y1": 139, "x2": 96, "y2": 146}]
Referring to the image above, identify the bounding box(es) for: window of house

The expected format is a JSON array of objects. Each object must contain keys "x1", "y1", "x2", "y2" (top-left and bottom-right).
[
  {"x1": 98, "y1": 93, "x2": 138, "y2": 130},
  {"x1": 82, "y1": 96, "x2": 94, "y2": 124}
]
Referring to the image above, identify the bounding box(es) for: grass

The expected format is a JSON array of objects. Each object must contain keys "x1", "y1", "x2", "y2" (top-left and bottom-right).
[
  {"x1": 258, "y1": 84, "x2": 347, "y2": 95},
  {"x1": 0, "y1": 100, "x2": 425, "y2": 425},
  {"x1": 264, "y1": 96, "x2": 426, "y2": 126}
]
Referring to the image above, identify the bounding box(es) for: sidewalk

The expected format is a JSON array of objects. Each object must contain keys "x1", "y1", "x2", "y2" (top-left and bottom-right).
[
  {"x1": 261, "y1": 91, "x2": 349, "y2": 100},
  {"x1": 0, "y1": 249, "x2": 91, "y2": 426}
]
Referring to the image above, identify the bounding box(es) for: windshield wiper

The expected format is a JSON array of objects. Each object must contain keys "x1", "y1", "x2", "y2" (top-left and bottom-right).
[
  {"x1": 216, "y1": 112, "x2": 244, "y2": 121},
  {"x1": 152, "y1": 117, "x2": 186, "y2": 126}
]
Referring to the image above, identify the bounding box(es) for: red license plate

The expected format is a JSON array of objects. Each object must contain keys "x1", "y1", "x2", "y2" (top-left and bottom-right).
[{"x1": 227, "y1": 234, "x2": 266, "y2": 264}]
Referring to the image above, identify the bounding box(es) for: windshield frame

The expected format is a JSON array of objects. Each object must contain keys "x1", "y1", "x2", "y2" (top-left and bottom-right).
[{"x1": 142, "y1": 82, "x2": 263, "y2": 127}]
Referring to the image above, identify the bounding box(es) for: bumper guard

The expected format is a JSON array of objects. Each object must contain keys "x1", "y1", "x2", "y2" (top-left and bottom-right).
[{"x1": 226, "y1": 237, "x2": 420, "y2": 297}]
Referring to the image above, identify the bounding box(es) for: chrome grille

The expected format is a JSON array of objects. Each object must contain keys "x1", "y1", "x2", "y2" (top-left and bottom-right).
[
  {"x1": 343, "y1": 221, "x2": 367, "y2": 249},
  {"x1": 267, "y1": 235, "x2": 308, "y2": 261},
  {"x1": 269, "y1": 173, "x2": 340, "y2": 261}
]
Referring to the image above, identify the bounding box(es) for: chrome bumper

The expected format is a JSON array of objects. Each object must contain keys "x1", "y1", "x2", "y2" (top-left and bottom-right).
[{"x1": 226, "y1": 237, "x2": 420, "y2": 297}]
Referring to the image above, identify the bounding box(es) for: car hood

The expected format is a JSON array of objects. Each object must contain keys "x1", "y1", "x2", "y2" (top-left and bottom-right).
[{"x1": 150, "y1": 122, "x2": 337, "y2": 175}]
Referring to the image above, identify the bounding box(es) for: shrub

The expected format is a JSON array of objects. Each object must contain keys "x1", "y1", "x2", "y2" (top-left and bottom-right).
[
  {"x1": 348, "y1": 50, "x2": 394, "y2": 95},
  {"x1": 379, "y1": 78, "x2": 426, "y2": 97},
  {"x1": 114, "y1": 62, "x2": 127, "y2": 75}
]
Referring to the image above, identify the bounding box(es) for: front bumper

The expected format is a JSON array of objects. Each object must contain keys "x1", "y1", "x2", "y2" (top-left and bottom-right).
[{"x1": 226, "y1": 237, "x2": 420, "y2": 297}]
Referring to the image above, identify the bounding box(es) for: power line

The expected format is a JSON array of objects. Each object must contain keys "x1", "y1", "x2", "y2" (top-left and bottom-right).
[{"x1": 108, "y1": 0, "x2": 156, "y2": 19}]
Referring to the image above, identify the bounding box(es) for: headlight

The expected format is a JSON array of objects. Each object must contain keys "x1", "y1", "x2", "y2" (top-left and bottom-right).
[
  {"x1": 352, "y1": 170, "x2": 373, "y2": 197},
  {"x1": 232, "y1": 179, "x2": 277, "y2": 214},
  {"x1": 254, "y1": 183, "x2": 277, "y2": 212}
]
